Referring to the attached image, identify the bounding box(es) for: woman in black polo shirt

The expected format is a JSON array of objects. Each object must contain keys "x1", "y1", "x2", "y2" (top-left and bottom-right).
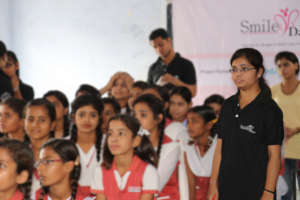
[{"x1": 208, "y1": 48, "x2": 284, "y2": 200}]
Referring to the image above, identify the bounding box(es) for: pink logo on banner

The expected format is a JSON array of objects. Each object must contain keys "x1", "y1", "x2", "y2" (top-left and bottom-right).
[{"x1": 274, "y1": 8, "x2": 300, "y2": 35}]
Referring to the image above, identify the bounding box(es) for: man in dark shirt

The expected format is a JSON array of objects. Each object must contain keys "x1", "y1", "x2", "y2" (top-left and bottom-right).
[
  {"x1": 147, "y1": 28, "x2": 197, "y2": 96},
  {"x1": 0, "y1": 41, "x2": 13, "y2": 99}
]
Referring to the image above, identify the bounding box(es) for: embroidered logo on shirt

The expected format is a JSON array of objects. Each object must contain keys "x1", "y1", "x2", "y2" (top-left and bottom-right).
[
  {"x1": 240, "y1": 124, "x2": 256, "y2": 134},
  {"x1": 128, "y1": 186, "x2": 142, "y2": 193}
]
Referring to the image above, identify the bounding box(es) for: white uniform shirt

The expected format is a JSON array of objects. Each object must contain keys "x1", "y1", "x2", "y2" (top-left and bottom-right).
[
  {"x1": 91, "y1": 162, "x2": 159, "y2": 192},
  {"x1": 31, "y1": 173, "x2": 41, "y2": 200},
  {"x1": 184, "y1": 136, "x2": 217, "y2": 177},
  {"x1": 77, "y1": 145, "x2": 100, "y2": 187},
  {"x1": 45, "y1": 195, "x2": 95, "y2": 200},
  {"x1": 157, "y1": 140, "x2": 180, "y2": 191},
  {"x1": 164, "y1": 121, "x2": 190, "y2": 199}
]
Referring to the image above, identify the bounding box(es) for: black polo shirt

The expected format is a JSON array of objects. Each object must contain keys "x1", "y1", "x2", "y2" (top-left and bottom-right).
[
  {"x1": 147, "y1": 53, "x2": 196, "y2": 85},
  {"x1": 0, "y1": 70, "x2": 13, "y2": 99},
  {"x1": 217, "y1": 88, "x2": 284, "y2": 200},
  {"x1": 19, "y1": 80, "x2": 34, "y2": 101}
]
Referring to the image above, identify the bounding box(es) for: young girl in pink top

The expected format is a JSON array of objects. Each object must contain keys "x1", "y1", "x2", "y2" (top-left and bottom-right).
[
  {"x1": 184, "y1": 106, "x2": 217, "y2": 200},
  {"x1": 91, "y1": 114, "x2": 159, "y2": 200}
]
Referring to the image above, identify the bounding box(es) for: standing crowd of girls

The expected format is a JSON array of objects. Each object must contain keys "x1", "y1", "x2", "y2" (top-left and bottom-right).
[{"x1": 0, "y1": 45, "x2": 298, "y2": 200}]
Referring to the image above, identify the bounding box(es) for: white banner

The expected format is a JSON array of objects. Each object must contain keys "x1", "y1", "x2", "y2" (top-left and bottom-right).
[{"x1": 173, "y1": 0, "x2": 300, "y2": 104}]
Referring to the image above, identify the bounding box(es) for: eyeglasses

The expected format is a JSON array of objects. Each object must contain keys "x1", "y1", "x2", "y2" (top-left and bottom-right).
[
  {"x1": 34, "y1": 159, "x2": 62, "y2": 168},
  {"x1": 229, "y1": 66, "x2": 256, "y2": 73}
]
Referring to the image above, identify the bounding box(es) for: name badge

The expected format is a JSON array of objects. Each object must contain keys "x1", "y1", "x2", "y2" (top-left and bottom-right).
[{"x1": 128, "y1": 186, "x2": 142, "y2": 193}]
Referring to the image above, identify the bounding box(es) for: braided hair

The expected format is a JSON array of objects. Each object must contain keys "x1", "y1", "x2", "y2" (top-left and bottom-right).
[
  {"x1": 133, "y1": 94, "x2": 165, "y2": 163},
  {"x1": 70, "y1": 94, "x2": 104, "y2": 161},
  {"x1": 0, "y1": 138, "x2": 34, "y2": 200},
  {"x1": 39, "y1": 138, "x2": 81, "y2": 200}
]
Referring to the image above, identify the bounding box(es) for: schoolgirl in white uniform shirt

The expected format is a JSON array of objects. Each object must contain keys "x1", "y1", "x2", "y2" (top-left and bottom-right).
[
  {"x1": 35, "y1": 139, "x2": 95, "y2": 200},
  {"x1": 184, "y1": 106, "x2": 217, "y2": 200},
  {"x1": 24, "y1": 99, "x2": 57, "y2": 199},
  {"x1": 69, "y1": 95, "x2": 104, "y2": 196},
  {"x1": 91, "y1": 114, "x2": 159, "y2": 200},
  {"x1": 133, "y1": 94, "x2": 185, "y2": 199},
  {"x1": 169, "y1": 86, "x2": 192, "y2": 128}
]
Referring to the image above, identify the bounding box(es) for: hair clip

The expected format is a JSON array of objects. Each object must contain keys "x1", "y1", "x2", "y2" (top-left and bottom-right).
[
  {"x1": 211, "y1": 118, "x2": 218, "y2": 124},
  {"x1": 138, "y1": 127, "x2": 150, "y2": 137}
]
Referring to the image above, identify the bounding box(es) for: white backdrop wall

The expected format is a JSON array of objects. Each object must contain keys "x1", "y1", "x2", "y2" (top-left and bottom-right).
[
  {"x1": 0, "y1": 0, "x2": 12, "y2": 47},
  {"x1": 173, "y1": 0, "x2": 300, "y2": 104},
  {"x1": 1, "y1": 0, "x2": 167, "y2": 101}
]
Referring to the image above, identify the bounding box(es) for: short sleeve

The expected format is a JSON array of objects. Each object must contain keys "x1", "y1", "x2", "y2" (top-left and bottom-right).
[
  {"x1": 20, "y1": 82, "x2": 34, "y2": 101},
  {"x1": 147, "y1": 64, "x2": 155, "y2": 85},
  {"x1": 216, "y1": 106, "x2": 226, "y2": 139},
  {"x1": 182, "y1": 60, "x2": 196, "y2": 85},
  {"x1": 90, "y1": 165, "x2": 104, "y2": 194},
  {"x1": 263, "y1": 102, "x2": 284, "y2": 145},
  {"x1": 142, "y1": 164, "x2": 159, "y2": 194},
  {"x1": 165, "y1": 121, "x2": 190, "y2": 142},
  {"x1": 158, "y1": 142, "x2": 180, "y2": 191}
]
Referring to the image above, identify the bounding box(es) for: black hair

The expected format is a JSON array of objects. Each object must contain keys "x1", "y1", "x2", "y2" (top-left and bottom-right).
[
  {"x1": 43, "y1": 90, "x2": 70, "y2": 137},
  {"x1": 170, "y1": 86, "x2": 192, "y2": 104},
  {"x1": 6, "y1": 50, "x2": 19, "y2": 77},
  {"x1": 39, "y1": 139, "x2": 81, "y2": 200},
  {"x1": 163, "y1": 83, "x2": 177, "y2": 94},
  {"x1": 0, "y1": 97, "x2": 26, "y2": 118},
  {"x1": 275, "y1": 51, "x2": 299, "y2": 75},
  {"x1": 145, "y1": 85, "x2": 170, "y2": 104},
  {"x1": 0, "y1": 138, "x2": 34, "y2": 200},
  {"x1": 132, "y1": 81, "x2": 150, "y2": 90},
  {"x1": 204, "y1": 94, "x2": 225, "y2": 106},
  {"x1": 102, "y1": 114, "x2": 157, "y2": 169},
  {"x1": 133, "y1": 94, "x2": 165, "y2": 163},
  {"x1": 75, "y1": 84, "x2": 100, "y2": 98},
  {"x1": 70, "y1": 94, "x2": 103, "y2": 162},
  {"x1": 188, "y1": 105, "x2": 217, "y2": 138},
  {"x1": 230, "y1": 48, "x2": 270, "y2": 93},
  {"x1": 144, "y1": 85, "x2": 171, "y2": 118},
  {"x1": 25, "y1": 98, "x2": 56, "y2": 138},
  {"x1": 149, "y1": 28, "x2": 170, "y2": 41},
  {"x1": 0, "y1": 97, "x2": 30, "y2": 143},
  {"x1": 102, "y1": 97, "x2": 121, "y2": 114},
  {"x1": 0, "y1": 40, "x2": 6, "y2": 57}
]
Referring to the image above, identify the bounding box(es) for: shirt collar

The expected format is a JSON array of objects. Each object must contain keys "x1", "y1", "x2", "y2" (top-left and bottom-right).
[
  {"x1": 157, "y1": 53, "x2": 180, "y2": 66},
  {"x1": 232, "y1": 87, "x2": 271, "y2": 108}
]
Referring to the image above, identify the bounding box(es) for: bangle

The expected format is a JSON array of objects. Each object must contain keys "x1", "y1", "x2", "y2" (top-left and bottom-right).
[
  {"x1": 264, "y1": 188, "x2": 275, "y2": 194},
  {"x1": 13, "y1": 86, "x2": 19, "y2": 92}
]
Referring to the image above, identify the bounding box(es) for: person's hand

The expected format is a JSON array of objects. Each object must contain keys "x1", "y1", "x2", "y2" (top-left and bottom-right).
[
  {"x1": 10, "y1": 75, "x2": 20, "y2": 92},
  {"x1": 161, "y1": 73, "x2": 178, "y2": 85},
  {"x1": 106, "y1": 72, "x2": 122, "y2": 90},
  {"x1": 120, "y1": 72, "x2": 134, "y2": 90},
  {"x1": 260, "y1": 190, "x2": 274, "y2": 200},
  {"x1": 99, "y1": 72, "x2": 122, "y2": 95},
  {"x1": 207, "y1": 182, "x2": 219, "y2": 200}
]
